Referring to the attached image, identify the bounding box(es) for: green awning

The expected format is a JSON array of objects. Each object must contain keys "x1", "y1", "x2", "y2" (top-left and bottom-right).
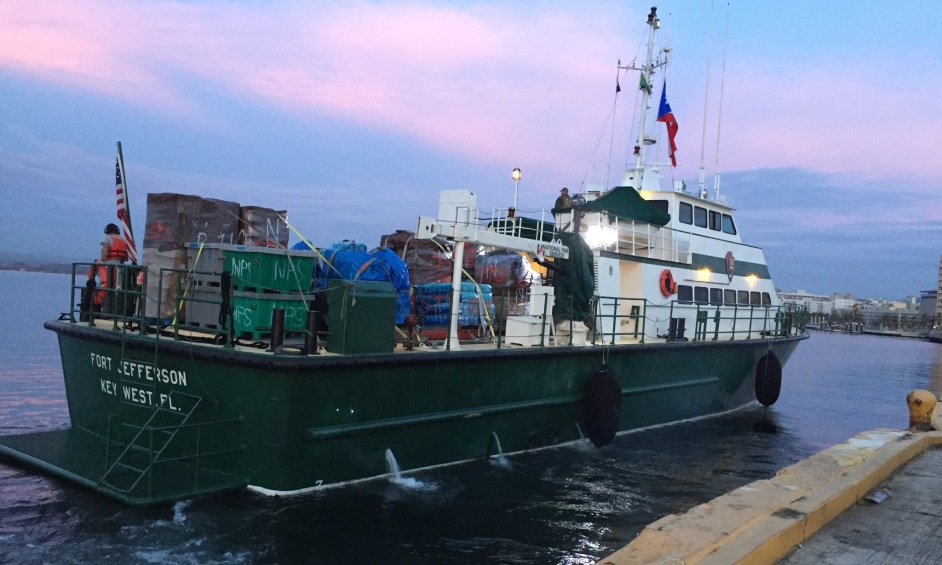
[{"x1": 584, "y1": 186, "x2": 670, "y2": 227}]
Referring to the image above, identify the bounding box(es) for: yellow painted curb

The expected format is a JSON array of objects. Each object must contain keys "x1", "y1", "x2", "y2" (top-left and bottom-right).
[{"x1": 597, "y1": 429, "x2": 942, "y2": 565}]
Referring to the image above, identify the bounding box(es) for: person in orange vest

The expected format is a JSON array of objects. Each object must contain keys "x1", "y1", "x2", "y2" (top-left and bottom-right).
[
  {"x1": 101, "y1": 223, "x2": 129, "y2": 263},
  {"x1": 93, "y1": 223, "x2": 130, "y2": 315}
]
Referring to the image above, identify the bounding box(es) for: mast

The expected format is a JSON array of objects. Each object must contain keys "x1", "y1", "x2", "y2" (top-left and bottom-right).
[
  {"x1": 713, "y1": 4, "x2": 730, "y2": 202},
  {"x1": 698, "y1": 1, "x2": 715, "y2": 199},
  {"x1": 634, "y1": 7, "x2": 659, "y2": 177},
  {"x1": 621, "y1": 7, "x2": 668, "y2": 189}
]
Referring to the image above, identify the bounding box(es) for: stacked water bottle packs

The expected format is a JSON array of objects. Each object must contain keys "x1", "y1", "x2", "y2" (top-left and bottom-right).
[{"x1": 415, "y1": 282, "x2": 496, "y2": 327}]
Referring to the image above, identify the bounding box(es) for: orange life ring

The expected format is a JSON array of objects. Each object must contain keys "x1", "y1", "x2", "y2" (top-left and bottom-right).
[
  {"x1": 86, "y1": 261, "x2": 109, "y2": 306},
  {"x1": 659, "y1": 269, "x2": 677, "y2": 297}
]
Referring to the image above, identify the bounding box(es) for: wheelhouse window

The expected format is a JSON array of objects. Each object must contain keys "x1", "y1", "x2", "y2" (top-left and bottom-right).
[
  {"x1": 724, "y1": 289, "x2": 736, "y2": 304},
  {"x1": 694, "y1": 286, "x2": 709, "y2": 304},
  {"x1": 694, "y1": 206, "x2": 707, "y2": 228},
  {"x1": 750, "y1": 291, "x2": 761, "y2": 305},
  {"x1": 677, "y1": 284, "x2": 693, "y2": 303},
  {"x1": 709, "y1": 288, "x2": 723, "y2": 305},
  {"x1": 722, "y1": 214, "x2": 737, "y2": 235},
  {"x1": 762, "y1": 292, "x2": 772, "y2": 305},
  {"x1": 679, "y1": 202, "x2": 693, "y2": 224},
  {"x1": 737, "y1": 290, "x2": 749, "y2": 305},
  {"x1": 648, "y1": 199, "x2": 669, "y2": 215},
  {"x1": 709, "y1": 210, "x2": 722, "y2": 231}
]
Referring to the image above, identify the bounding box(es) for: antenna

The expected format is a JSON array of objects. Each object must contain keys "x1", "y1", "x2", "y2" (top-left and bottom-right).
[
  {"x1": 713, "y1": 3, "x2": 730, "y2": 203},
  {"x1": 698, "y1": 1, "x2": 715, "y2": 199}
]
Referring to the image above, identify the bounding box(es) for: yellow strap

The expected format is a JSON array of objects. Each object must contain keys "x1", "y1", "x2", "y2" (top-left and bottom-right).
[
  {"x1": 172, "y1": 242, "x2": 204, "y2": 326},
  {"x1": 277, "y1": 212, "x2": 347, "y2": 280},
  {"x1": 354, "y1": 258, "x2": 378, "y2": 280}
]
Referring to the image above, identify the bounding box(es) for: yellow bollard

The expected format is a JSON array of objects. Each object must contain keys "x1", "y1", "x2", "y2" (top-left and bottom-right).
[{"x1": 907, "y1": 389, "x2": 937, "y2": 431}]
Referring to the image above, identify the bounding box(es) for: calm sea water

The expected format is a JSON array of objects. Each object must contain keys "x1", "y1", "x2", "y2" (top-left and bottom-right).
[{"x1": 2, "y1": 270, "x2": 940, "y2": 564}]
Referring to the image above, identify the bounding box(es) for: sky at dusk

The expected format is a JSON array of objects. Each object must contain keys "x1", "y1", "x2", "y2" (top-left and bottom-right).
[{"x1": 1, "y1": 0, "x2": 940, "y2": 299}]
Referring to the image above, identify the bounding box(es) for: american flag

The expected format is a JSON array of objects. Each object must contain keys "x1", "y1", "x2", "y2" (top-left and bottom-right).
[{"x1": 115, "y1": 147, "x2": 138, "y2": 264}]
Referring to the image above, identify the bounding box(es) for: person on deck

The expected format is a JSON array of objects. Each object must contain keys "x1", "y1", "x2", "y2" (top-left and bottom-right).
[
  {"x1": 554, "y1": 187, "x2": 573, "y2": 211},
  {"x1": 94, "y1": 223, "x2": 131, "y2": 315},
  {"x1": 101, "y1": 223, "x2": 129, "y2": 263}
]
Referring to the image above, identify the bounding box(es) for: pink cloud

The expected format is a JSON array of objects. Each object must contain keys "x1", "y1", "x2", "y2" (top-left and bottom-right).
[
  {"x1": 717, "y1": 60, "x2": 942, "y2": 182},
  {"x1": 4, "y1": 0, "x2": 941, "y2": 190},
  {"x1": 0, "y1": 1, "x2": 627, "y2": 177}
]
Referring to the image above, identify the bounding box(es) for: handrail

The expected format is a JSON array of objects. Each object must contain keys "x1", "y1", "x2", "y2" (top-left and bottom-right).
[
  {"x1": 594, "y1": 296, "x2": 808, "y2": 343},
  {"x1": 582, "y1": 213, "x2": 692, "y2": 263},
  {"x1": 71, "y1": 262, "x2": 148, "y2": 336}
]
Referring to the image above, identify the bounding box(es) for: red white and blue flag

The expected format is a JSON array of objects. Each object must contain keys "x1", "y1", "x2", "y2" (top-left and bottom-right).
[
  {"x1": 115, "y1": 147, "x2": 138, "y2": 264},
  {"x1": 657, "y1": 81, "x2": 679, "y2": 167}
]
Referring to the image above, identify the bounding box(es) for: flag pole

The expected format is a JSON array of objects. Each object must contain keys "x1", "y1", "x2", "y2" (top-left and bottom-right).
[
  {"x1": 115, "y1": 141, "x2": 138, "y2": 264},
  {"x1": 116, "y1": 142, "x2": 131, "y2": 233}
]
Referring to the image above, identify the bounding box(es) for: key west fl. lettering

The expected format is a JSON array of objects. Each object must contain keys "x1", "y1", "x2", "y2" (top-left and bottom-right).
[{"x1": 89, "y1": 352, "x2": 188, "y2": 411}]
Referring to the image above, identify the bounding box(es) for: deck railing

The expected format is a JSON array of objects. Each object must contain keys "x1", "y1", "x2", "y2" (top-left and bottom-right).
[
  {"x1": 592, "y1": 296, "x2": 808, "y2": 344},
  {"x1": 66, "y1": 263, "x2": 808, "y2": 350},
  {"x1": 583, "y1": 214, "x2": 692, "y2": 263},
  {"x1": 69, "y1": 262, "x2": 149, "y2": 335}
]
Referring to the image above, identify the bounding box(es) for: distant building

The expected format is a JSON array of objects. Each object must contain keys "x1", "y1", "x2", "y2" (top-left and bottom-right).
[
  {"x1": 833, "y1": 293, "x2": 856, "y2": 312},
  {"x1": 919, "y1": 290, "x2": 937, "y2": 320},
  {"x1": 937, "y1": 254, "x2": 942, "y2": 325},
  {"x1": 778, "y1": 289, "x2": 833, "y2": 314}
]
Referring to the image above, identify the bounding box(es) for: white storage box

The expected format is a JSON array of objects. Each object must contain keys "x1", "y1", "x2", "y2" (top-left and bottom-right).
[{"x1": 505, "y1": 315, "x2": 552, "y2": 347}]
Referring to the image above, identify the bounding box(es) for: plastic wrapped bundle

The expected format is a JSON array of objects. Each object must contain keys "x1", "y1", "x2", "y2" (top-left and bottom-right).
[
  {"x1": 238, "y1": 206, "x2": 288, "y2": 247},
  {"x1": 144, "y1": 193, "x2": 240, "y2": 252},
  {"x1": 415, "y1": 282, "x2": 494, "y2": 327},
  {"x1": 473, "y1": 250, "x2": 538, "y2": 293}
]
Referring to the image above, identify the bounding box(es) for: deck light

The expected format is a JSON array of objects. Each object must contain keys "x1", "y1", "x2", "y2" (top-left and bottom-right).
[
  {"x1": 512, "y1": 168, "x2": 522, "y2": 212},
  {"x1": 585, "y1": 225, "x2": 617, "y2": 249}
]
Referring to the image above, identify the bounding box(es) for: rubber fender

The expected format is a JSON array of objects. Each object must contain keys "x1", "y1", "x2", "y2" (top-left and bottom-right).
[
  {"x1": 755, "y1": 351, "x2": 783, "y2": 407},
  {"x1": 583, "y1": 365, "x2": 622, "y2": 447}
]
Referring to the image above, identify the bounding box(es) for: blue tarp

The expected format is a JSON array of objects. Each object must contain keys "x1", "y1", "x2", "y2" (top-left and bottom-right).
[{"x1": 314, "y1": 246, "x2": 412, "y2": 324}]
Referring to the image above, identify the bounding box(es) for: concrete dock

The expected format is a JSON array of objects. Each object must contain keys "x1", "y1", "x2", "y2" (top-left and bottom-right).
[{"x1": 597, "y1": 402, "x2": 942, "y2": 564}]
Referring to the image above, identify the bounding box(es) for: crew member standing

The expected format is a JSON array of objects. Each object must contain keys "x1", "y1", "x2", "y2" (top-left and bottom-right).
[
  {"x1": 98, "y1": 223, "x2": 130, "y2": 314},
  {"x1": 101, "y1": 223, "x2": 129, "y2": 263},
  {"x1": 554, "y1": 187, "x2": 573, "y2": 211}
]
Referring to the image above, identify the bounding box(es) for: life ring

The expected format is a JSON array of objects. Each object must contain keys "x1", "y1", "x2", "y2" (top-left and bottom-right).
[
  {"x1": 659, "y1": 269, "x2": 677, "y2": 297},
  {"x1": 85, "y1": 262, "x2": 109, "y2": 306},
  {"x1": 755, "y1": 351, "x2": 783, "y2": 407},
  {"x1": 582, "y1": 365, "x2": 622, "y2": 447}
]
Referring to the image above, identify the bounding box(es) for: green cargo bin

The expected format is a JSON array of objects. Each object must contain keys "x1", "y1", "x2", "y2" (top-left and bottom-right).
[
  {"x1": 185, "y1": 243, "x2": 316, "y2": 293},
  {"x1": 232, "y1": 291, "x2": 312, "y2": 340},
  {"x1": 222, "y1": 245, "x2": 315, "y2": 292},
  {"x1": 326, "y1": 280, "x2": 397, "y2": 354}
]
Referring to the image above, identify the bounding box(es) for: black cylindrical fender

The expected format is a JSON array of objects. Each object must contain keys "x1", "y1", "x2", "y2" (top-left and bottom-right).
[
  {"x1": 755, "y1": 351, "x2": 783, "y2": 407},
  {"x1": 583, "y1": 365, "x2": 622, "y2": 447}
]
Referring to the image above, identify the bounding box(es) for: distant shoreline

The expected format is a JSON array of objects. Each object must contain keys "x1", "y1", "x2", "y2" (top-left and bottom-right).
[{"x1": 0, "y1": 263, "x2": 74, "y2": 275}]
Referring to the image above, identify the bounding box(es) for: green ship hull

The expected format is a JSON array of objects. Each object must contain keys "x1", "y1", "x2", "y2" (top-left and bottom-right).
[{"x1": 0, "y1": 318, "x2": 805, "y2": 505}]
